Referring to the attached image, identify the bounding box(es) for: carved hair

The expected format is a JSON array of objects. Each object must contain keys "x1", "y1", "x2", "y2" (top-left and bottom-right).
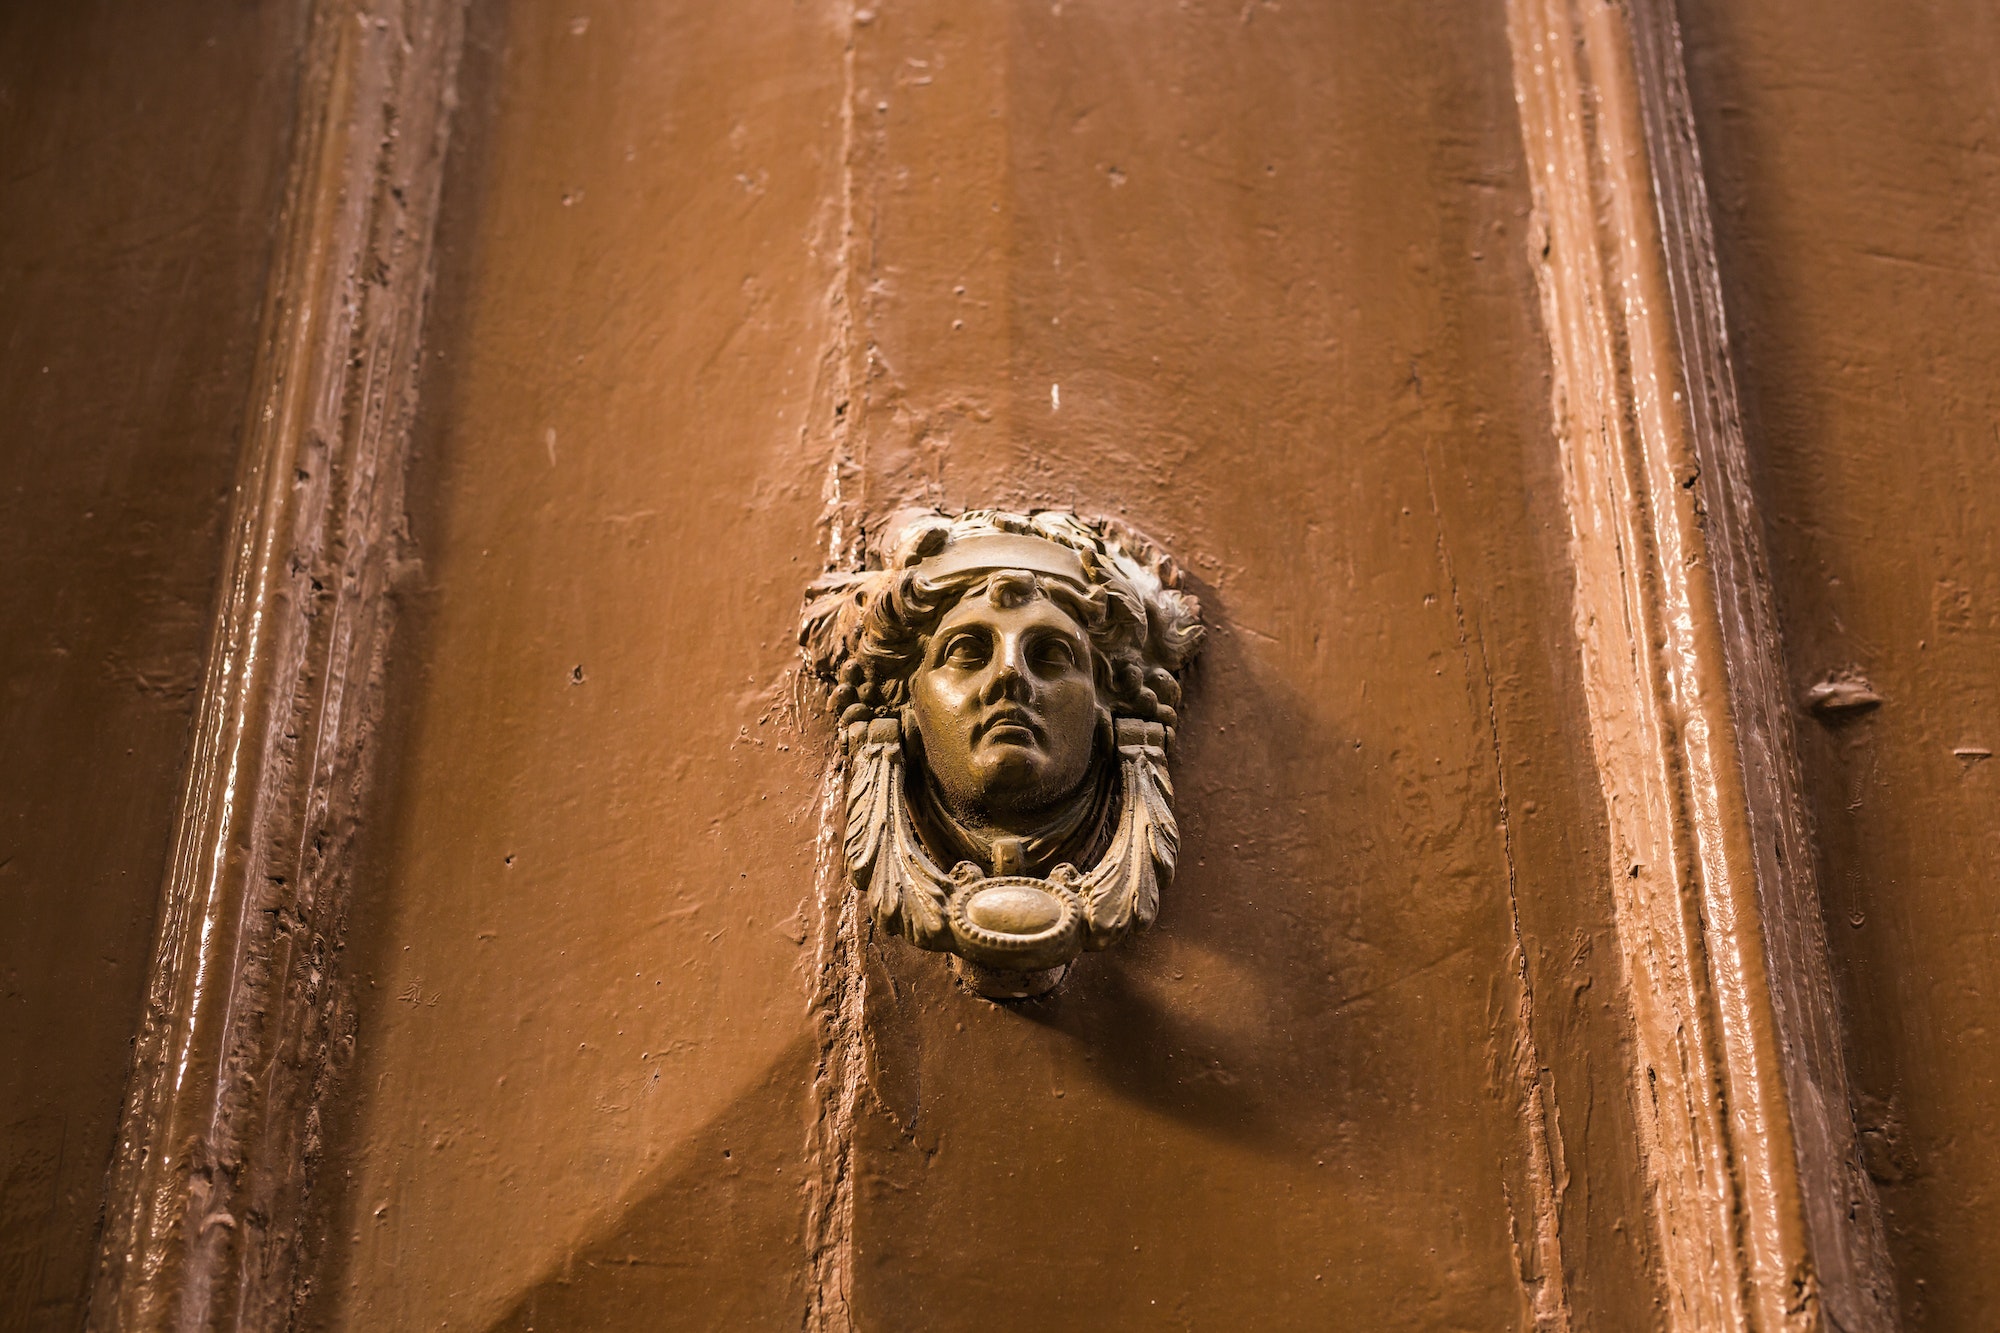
[{"x1": 801, "y1": 509, "x2": 1204, "y2": 732}]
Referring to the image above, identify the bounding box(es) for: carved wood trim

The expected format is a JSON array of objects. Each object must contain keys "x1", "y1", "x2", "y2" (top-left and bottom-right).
[
  {"x1": 86, "y1": 2, "x2": 465, "y2": 1326},
  {"x1": 1505, "y1": 1, "x2": 1897, "y2": 1328}
]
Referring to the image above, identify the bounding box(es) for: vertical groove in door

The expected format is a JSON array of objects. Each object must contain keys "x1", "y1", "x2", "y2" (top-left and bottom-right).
[
  {"x1": 87, "y1": 1, "x2": 467, "y2": 1326},
  {"x1": 802, "y1": 10, "x2": 868, "y2": 1330}
]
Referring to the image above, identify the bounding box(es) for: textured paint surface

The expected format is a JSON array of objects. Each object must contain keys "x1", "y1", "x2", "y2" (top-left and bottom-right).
[
  {"x1": 0, "y1": 2, "x2": 306, "y2": 1327},
  {"x1": 301, "y1": 1, "x2": 1674, "y2": 1328},
  {"x1": 1680, "y1": 2, "x2": 2000, "y2": 1325}
]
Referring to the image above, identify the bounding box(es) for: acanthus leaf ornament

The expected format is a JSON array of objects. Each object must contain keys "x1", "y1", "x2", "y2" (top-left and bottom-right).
[
  {"x1": 1072, "y1": 718, "x2": 1177, "y2": 948},
  {"x1": 841, "y1": 714, "x2": 953, "y2": 949},
  {"x1": 804, "y1": 510, "x2": 1203, "y2": 999}
]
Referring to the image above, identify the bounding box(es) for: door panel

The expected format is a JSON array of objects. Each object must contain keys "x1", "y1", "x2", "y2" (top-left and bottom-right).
[
  {"x1": 302, "y1": 2, "x2": 848, "y2": 1328},
  {"x1": 829, "y1": 3, "x2": 1651, "y2": 1329}
]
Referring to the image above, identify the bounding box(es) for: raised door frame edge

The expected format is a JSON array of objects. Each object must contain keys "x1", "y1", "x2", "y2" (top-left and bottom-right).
[
  {"x1": 87, "y1": 2, "x2": 467, "y2": 1326},
  {"x1": 1505, "y1": 0, "x2": 1897, "y2": 1328}
]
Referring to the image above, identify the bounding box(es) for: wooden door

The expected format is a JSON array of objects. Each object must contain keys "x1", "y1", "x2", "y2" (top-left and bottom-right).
[{"x1": 7, "y1": 1, "x2": 1998, "y2": 1330}]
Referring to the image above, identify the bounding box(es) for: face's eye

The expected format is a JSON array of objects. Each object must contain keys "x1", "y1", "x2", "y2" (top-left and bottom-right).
[
  {"x1": 1031, "y1": 635, "x2": 1080, "y2": 673},
  {"x1": 940, "y1": 632, "x2": 989, "y2": 667}
]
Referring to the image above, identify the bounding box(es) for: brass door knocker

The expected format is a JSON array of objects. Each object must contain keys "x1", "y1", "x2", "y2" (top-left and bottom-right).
[{"x1": 802, "y1": 510, "x2": 1203, "y2": 999}]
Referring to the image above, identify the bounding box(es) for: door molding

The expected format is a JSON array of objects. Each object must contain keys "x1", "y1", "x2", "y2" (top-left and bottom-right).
[
  {"x1": 1505, "y1": 0, "x2": 1897, "y2": 1327},
  {"x1": 87, "y1": 2, "x2": 465, "y2": 1326}
]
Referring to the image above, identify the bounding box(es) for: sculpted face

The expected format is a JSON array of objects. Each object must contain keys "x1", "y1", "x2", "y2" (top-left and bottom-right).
[{"x1": 909, "y1": 582, "x2": 1101, "y2": 828}]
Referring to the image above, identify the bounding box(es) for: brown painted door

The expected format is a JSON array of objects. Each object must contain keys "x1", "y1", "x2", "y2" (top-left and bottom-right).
[{"x1": 7, "y1": 2, "x2": 2000, "y2": 1331}]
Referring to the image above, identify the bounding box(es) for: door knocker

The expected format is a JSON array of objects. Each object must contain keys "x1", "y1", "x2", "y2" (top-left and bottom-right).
[{"x1": 801, "y1": 510, "x2": 1204, "y2": 999}]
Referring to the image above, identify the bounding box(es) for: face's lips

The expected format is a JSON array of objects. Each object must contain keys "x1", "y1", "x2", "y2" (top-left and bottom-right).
[{"x1": 973, "y1": 706, "x2": 1042, "y2": 745}]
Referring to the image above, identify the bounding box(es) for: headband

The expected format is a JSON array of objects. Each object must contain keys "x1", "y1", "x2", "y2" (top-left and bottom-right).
[{"x1": 912, "y1": 532, "x2": 1090, "y2": 586}]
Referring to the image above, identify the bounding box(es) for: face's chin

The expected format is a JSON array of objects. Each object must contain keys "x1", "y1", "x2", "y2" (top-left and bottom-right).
[{"x1": 967, "y1": 729, "x2": 1051, "y2": 796}]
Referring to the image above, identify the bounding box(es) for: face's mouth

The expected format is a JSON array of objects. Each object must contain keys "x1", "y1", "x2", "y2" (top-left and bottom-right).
[{"x1": 972, "y1": 706, "x2": 1042, "y2": 746}]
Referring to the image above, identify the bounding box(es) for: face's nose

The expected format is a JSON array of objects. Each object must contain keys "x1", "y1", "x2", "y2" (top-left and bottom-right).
[{"x1": 977, "y1": 630, "x2": 1034, "y2": 705}]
